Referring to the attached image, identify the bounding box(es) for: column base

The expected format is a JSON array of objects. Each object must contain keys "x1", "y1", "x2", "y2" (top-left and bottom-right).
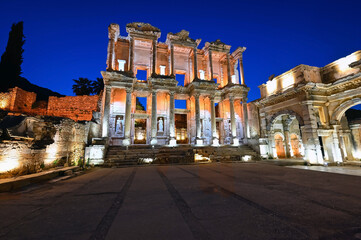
[
  {"x1": 123, "y1": 138, "x2": 131, "y2": 146},
  {"x1": 232, "y1": 138, "x2": 239, "y2": 146},
  {"x1": 151, "y1": 138, "x2": 158, "y2": 145},
  {"x1": 169, "y1": 138, "x2": 177, "y2": 147},
  {"x1": 196, "y1": 138, "x2": 204, "y2": 146},
  {"x1": 259, "y1": 144, "x2": 269, "y2": 159},
  {"x1": 212, "y1": 138, "x2": 219, "y2": 146}
]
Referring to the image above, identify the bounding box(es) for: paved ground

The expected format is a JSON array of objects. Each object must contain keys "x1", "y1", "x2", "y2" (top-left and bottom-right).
[
  {"x1": 0, "y1": 163, "x2": 361, "y2": 240},
  {"x1": 289, "y1": 165, "x2": 361, "y2": 177}
]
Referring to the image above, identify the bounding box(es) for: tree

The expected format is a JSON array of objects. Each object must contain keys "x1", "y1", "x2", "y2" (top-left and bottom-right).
[
  {"x1": 72, "y1": 78, "x2": 93, "y2": 95},
  {"x1": 91, "y1": 77, "x2": 104, "y2": 95},
  {"x1": 0, "y1": 22, "x2": 25, "y2": 92}
]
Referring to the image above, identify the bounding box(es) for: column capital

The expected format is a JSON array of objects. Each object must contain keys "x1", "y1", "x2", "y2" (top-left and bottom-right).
[
  {"x1": 125, "y1": 88, "x2": 132, "y2": 94},
  {"x1": 193, "y1": 92, "x2": 200, "y2": 98},
  {"x1": 208, "y1": 95, "x2": 215, "y2": 101},
  {"x1": 169, "y1": 91, "x2": 175, "y2": 97},
  {"x1": 108, "y1": 23, "x2": 119, "y2": 40},
  {"x1": 229, "y1": 95, "x2": 234, "y2": 102}
]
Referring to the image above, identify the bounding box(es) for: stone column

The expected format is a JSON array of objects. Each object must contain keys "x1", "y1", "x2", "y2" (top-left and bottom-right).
[
  {"x1": 234, "y1": 60, "x2": 240, "y2": 84},
  {"x1": 242, "y1": 94, "x2": 249, "y2": 143},
  {"x1": 128, "y1": 37, "x2": 134, "y2": 75},
  {"x1": 152, "y1": 39, "x2": 157, "y2": 75},
  {"x1": 344, "y1": 133, "x2": 354, "y2": 161},
  {"x1": 282, "y1": 116, "x2": 292, "y2": 158},
  {"x1": 107, "y1": 24, "x2": 119, "y2": 70},
  {"x1": 102, "y1": 86, "x2": 111, "y2": 138},
  {"x1": 226, "y1": 53, "x2": 232, "y2": 85},
  {"x1": 210, "y1": 96, "x2": 219, "y2": 146},
  {"x1": 195, "y1": 93, "x2": 203, "y2": 145},
  {"x1": 193, "y1": 46, "x2": 198, "y2": 79},
  {"x1": 123, "y1": 88, "x2": 132, "y2": 146},
  {"x1": 169, "y1": 91, "x2": 176, "y2": 146},
  {"x1": 259, "y1": 109, "x2": 269, "y2": 158},
  {"x1": 151, "y1": 90, "x2": 158, "y2": 145},
  {"x1": 302, "y1": 102, "x2": 324, "y2": 164},
  {"x1": 209, "y1": 50, "x2": 214, "y2": 81},
  {"x1": 322, "y1": 105, "x2": 330, "y2": 127},
  {"x1": 229, "y1": 96, "x2": 239, "y2": 146},
  {"x1": 170, "y1": 44, "x2": 175, "y2": 76},
  {"x1": 239, "y1": 57, "x2": 245, "y2": 85},
  {"x1": 107, "y1": 39, "x2": 115, "y2": 70},
  {"x1": 331, "y1": 125, "x2": 344, "y2": 162}
]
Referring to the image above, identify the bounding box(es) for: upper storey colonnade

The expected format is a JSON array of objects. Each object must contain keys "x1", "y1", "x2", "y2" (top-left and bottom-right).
[{"x1": 105, "y1": 22, "x2": 246, "y2": 88}]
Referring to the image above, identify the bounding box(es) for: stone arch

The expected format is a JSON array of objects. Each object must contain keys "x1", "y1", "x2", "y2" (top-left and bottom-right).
[
  {"x1": 267, "y1": 109, "x2": 304, "y2": 131},
  {"x1": 274, "y1": 133, "x2": 286, "y2": 158},
  {"x1": 331, "y1": 98, "x2": 361, "y2": 124}
]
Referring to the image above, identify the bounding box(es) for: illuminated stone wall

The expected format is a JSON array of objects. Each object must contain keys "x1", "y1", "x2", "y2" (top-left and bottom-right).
[
  {"x1": 0, "y1": 87, "x2": 36, "y2": 112},
  {"x1": 0, "y1": 92, "x2": 12, "y2": 109},
  {"x1": 47, "y1": 95, "x2": 99, "y2": 121},
  {"x1": 0, "y1": 117, "x2": 89, "y2": 174},
  {"x1": 255, "y1": 50, "x2": 361, "y2": 163},
  {"x1": 101, "y1": 22, "x2": 249, "y2": 147},
  {"x1": 0, "y1": 88, "x2": 99, "y2": 122}
]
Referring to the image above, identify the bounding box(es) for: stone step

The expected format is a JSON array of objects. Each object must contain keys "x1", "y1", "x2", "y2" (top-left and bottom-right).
[{"x1": 104, "y1": 144, "x2": 261, "y2": 166}]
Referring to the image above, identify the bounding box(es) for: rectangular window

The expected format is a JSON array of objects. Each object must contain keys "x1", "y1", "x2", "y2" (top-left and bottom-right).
[
  {"x1": 176, "y1": 74, "x2": 185, "y2": 86},
  {"x1": 175, "y1": 99, "x2": 187, "y2": 109},
  {"x1": 213, "y1": 78, "x2": 218, "y2": 84},
  {"x1": 160, "y1": 65, "x2": 166, "y2": 75},
  {"x1": 231, "y1": 75, "x2": 236, "y2": 84},
  {"x1": 136, "y1": 97, "x2": 147, "y2": 111},
  {"x1": 118, "y1": 60, "x2": 126, "y2": 71},
  {"x1": 199, "y1": 70, "x2": 205, "y2": 80},
  {"x1": 136, "y1": 69, "x2": 147, "y2": 81},
  {"x1": 215, "y1": 103, "x2": 220, "y2": 118}
]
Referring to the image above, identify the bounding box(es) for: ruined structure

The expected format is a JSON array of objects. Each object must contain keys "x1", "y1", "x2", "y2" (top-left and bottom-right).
[
  {"x1": 0, "y1": 87, "x2": 99, "y2": 121},
  {"x1": 1, "y1": 22, "x2": 360, "y2": 174},
  {"x1": 255, "y1": 51, "x2": 361, "y2": 164},
  {"x1": 0, "y1": 88, "x2": 99, "y2": 174},
  {"x1": 100, "y1": 22, "x2": 249, "y2": 148},
  {"x1": 0, "y1": 115, "x2": 89, "y2": 174}
]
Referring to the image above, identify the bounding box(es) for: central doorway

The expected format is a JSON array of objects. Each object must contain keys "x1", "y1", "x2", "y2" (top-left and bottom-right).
[
  {"x1": 175, "y1": 114, "x2": 188, "y2": 144},
  {"x1": 134, "y1": 118, "x2": 147, "y2": 144}
]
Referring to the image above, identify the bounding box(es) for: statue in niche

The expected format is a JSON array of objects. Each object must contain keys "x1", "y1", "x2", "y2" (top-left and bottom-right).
[
  {"x1": 158, "y1": 118, "x2": 164, "y2": 132},
  {"x1": 115, "y1": 116, "x2": 123, "y2": 134}
]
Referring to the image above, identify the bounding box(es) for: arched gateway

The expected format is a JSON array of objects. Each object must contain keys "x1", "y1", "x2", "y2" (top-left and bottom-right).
[{"x1": 255, "y1": 51, "x2": 361, "y2": 164}]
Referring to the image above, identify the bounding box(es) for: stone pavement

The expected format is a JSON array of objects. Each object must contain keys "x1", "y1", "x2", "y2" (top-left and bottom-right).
[
  {"x1": 288, "y1": 165, "x2": 361, "y2": 177},
  {"x1": 0, "y1": 163, "x2": 360, "y2": 240}
]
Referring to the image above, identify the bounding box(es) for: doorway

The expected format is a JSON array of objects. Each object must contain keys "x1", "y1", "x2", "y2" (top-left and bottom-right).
[
  {"x1": 134, "y1": 119, "x2": 147, "y2": 144},
  {"x1": 175, "y1": 114, "x2": 188, "y2": 144}
]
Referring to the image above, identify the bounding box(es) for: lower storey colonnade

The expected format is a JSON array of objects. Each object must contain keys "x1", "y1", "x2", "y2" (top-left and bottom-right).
[{"x1": 101, "y1": 87, "x2": 249, "y2": 147}]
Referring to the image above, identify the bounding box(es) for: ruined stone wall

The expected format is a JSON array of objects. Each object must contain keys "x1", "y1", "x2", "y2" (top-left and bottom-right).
[
  {"x1": 0, "y1": 118, "x2": 89, "y2": 174},
  {"x1": 0, "y1": 92, "x2": 12, "y2": 110},
  {"x1": 0, "y1": 87, "x2": 36, "y2": 112},
  {"x1": 11, "y1": 87, "x2": 37, "y2": 112},
  {"x1": 47, "y1": 95, "x2": 99, "y2": 121}
]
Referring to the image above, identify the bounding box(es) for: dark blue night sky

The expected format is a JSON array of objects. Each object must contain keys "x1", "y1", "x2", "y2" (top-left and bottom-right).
[{"x1": 0, "y1": 0, "x2": 360, "y2": 101}]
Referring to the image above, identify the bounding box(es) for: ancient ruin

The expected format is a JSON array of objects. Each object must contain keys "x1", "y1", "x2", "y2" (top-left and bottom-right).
[
  {"x1": 0, "y1": 22, "x2": 361, "y2": 175},
  {"x1": 100, "y1": 22, "x2": 249, "y2": 147},
  {"x1": 255, "y1": 51, "x2": 361, "y2": 164}
]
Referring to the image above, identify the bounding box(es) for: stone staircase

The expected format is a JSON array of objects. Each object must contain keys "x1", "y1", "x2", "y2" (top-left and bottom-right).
[
  {"x1": 104, "y1": 144, "x2": 260, "y2": 167},
  {"x1": 194, "y1": 145, "x2": 260, "y2": 162}
]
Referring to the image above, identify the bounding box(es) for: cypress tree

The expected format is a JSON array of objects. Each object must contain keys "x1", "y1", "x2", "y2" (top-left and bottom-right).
[{"x1": 0, "y1": 21, "x2": 25, "y2": 92}]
